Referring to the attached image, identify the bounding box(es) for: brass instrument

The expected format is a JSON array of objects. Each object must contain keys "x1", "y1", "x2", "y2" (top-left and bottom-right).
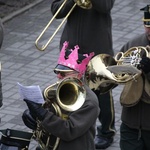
[
  {"x1": 35, "y1": 0, "x2": 92, "y2": 51},
  {"x1": 85, "y1": 46, "x2": 150, "y2": 93},
  {"x1": 33, "y1": 77, "x2": 86, "y2": 150}
]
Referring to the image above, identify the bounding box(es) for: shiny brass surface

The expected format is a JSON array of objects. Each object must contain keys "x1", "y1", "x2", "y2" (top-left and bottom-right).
[
  {"x1": 115, "y1": 46, "x2": 149, "y2": 66},
  {"x1": 85, "y1": 54, "x2": 117, "y2": 93},
  {"x1": 35, "y1": 0, "x2": 92, "y2": 51},
  {"x1": 85, "y1": 46, "x2": 150, "y2": 93},
  {"x1": 34, "y1": 77, "x2": 86, "y2": 150}
]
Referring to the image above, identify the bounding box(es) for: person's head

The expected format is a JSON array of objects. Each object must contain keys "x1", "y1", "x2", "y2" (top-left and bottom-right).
[
  {"x1": 54, "y1": 41, "x2": 94, "y2": 80},
  {"x1": 141, "y1": 5, "x2": 150, "y2": 41}
]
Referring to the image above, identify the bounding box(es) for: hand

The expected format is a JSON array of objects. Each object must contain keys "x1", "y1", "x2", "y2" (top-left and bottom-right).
[
  {"x1": 24, "y1": 99, "x2": 48, "y2": 121},
  {"x1": 22, "y1": 109, "x2": 37, "y2": 130},
  {"x1": 139, "y1": 57, "x2": 150, "y2": 74}
]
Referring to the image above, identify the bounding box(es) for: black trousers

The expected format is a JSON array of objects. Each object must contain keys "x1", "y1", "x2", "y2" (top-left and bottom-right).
[
  {"x1": 120, "y1": 123, "x2": 150, "y2": 150},
  {"x1": 94, "y1": 90, "x2": 116, "y2": 138}
]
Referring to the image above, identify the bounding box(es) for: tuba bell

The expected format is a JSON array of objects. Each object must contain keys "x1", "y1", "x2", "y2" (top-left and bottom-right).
[
  {"x1": 85, "y1": 46, "x2": 150, "y2": 94},
  {"x1": 33, "y1": 77, "x2": 86, "y2": 150}
]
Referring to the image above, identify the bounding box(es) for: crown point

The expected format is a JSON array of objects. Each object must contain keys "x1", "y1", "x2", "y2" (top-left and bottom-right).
[{"x1": 57, "y1": 41, "x2": 94, "y2": 75}]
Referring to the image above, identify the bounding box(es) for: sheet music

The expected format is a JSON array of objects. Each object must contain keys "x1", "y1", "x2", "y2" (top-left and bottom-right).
[
  {"x1": 17, "y1": 82, "x2": 45, "y2": 104},
  {"x1": 107, "y1": 65, "x2": 141, "y2": 74}
]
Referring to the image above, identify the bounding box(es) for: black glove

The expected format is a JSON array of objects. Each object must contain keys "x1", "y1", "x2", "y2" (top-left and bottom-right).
[
  {"x1": 22, "y1": 109, "x2": 37, "y2": 130},
  {"x1": 139, "y1": 57, "x2": 150, "y2": 74},
  {"x1": 24, "y1": 99, "x2": 48, "y2": 121}
]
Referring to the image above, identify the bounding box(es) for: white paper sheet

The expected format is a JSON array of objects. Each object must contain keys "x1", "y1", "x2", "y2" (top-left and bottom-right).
[
  {"x1": 107, "y1": 65, "x2": 141, "y2": 74},
  {"x1": 17, "y1": 82, "x2": 45, "y2": 104}
]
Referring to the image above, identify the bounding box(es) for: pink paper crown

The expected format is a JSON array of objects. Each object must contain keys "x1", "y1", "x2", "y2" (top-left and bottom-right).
[{"x1": 58, "y1": 41, "x2": 95, "y2": 75}]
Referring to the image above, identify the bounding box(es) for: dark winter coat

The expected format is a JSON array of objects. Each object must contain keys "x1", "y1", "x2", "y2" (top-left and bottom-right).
[
  {"x1": 41, "y1": 85, "x2": 100, "y2": 150},
  {"x1": 120, "y1": 33, "x2": 150, "y2": 130},
  {"x1": 51, "y1": 0, "x2": 115, "y2": 56}
]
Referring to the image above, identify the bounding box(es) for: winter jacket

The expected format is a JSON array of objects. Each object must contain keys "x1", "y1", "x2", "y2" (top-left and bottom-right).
[
  {"x1": 41, "y1": 84, "x2": 100, "y2": 150},
  {"x1": 51, "y1": 0, "x2": 115, "y2": 56}
]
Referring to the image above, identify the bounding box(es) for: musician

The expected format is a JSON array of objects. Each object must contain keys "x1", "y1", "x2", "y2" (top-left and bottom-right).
[
  {"x1": 22, "y1": 41, "x2": 100, "y2": 150},
  {"x1": 51, "y1": 0, "x2": 116, "y2": 149},
  {"x1": 119, "y1": 5, "x2": 150, "y2": 150},
  {"x1": 0, "y1": 18, "x2": 4, "y2": 107}
]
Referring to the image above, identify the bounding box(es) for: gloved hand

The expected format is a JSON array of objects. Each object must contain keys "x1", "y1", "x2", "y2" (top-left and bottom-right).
[
  {"x1": 139, "y1": 57, "x2": 150, "y2": 74},
  {"x1": 24, "y1": 99, "x2": 48, "y2": 121},
  {"x1": 22, "y1": 109, "x2": 37, "y2": 130},
  {"x1": 74, "y1": 0, "x2": 92, "y2": 9}
]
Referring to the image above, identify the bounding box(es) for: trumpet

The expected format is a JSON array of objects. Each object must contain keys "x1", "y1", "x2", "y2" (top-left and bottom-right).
[{"x1": 35, "y1": 0, "x2": 92, "y2": 51}]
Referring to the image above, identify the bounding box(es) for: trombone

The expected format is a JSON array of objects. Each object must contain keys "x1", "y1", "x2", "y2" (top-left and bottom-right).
[{"x1": 35, "y1": 0, "x2": 92, "y2": 51}]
